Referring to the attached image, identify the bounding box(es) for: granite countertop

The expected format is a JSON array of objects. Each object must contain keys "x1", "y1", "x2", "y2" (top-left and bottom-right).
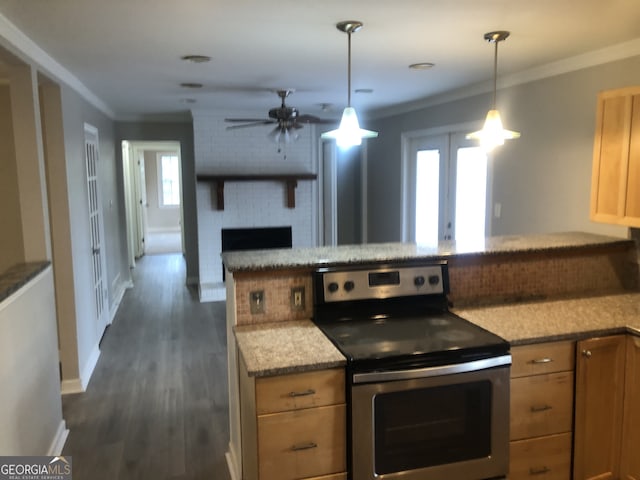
[
  {"x1": 0, "y1": 261, "x2": 51, "y2": 303},
  {"x1": 236, "y1": 292, "x2": 640, "y2": 376},
  {"x1": 455, "y1": 292, "x2": 640, "y2": 346},
  {"x1": 222, "y1": 231, "x2": 632, "y2": 273},
  {"x1": 235, "y1": 319, "x2": 346, "y2": 377}
]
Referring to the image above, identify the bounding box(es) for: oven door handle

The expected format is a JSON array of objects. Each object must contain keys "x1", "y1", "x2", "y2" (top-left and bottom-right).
[{"x1": 352, "y1": 354, "x2": 512, "y2": 384}]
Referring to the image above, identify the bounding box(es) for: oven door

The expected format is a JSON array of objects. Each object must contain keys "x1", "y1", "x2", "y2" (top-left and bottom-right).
[{"x1": 350, "y1": 356, "x2": 510, "y2": 480}]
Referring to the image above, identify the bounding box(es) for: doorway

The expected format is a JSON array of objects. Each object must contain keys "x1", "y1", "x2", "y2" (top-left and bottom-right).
[
  {"x1": 320, "y1": 141, "x2": 368, "y2": 246},
  {"x1": 122, "y1": 141, "x2": 184, "y2": 266},
  {"x1": 402, "y1": 126, "x2": 493, "y2": 248}
]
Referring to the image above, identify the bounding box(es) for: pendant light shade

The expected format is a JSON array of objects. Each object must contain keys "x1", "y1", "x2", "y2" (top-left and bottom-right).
[
  {"x1": 466, "y1": 31, "x2": 520, "y2": 152},
  {"x1": 322, "y1": 20, "x2": 378, "y2": 148}
]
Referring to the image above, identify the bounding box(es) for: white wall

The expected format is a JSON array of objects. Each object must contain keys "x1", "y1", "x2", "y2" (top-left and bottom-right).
[
  {"x1": 193, "y1": 111, "x2": 318, "y2": 301},
  {"x1": 367, "y1": 55, "x2": 640, "y2": 242},
  {"x1": 0, "y1": 267, "x2": 66, "y2": 455}
]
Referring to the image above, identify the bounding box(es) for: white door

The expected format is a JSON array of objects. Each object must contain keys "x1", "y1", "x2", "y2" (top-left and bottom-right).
[
  {"x1": 408, "y1": 132, "x2": 490, "y2": 247},
  {"x1": 84, "y1": 124, "x2": 110, "y2": 337}
]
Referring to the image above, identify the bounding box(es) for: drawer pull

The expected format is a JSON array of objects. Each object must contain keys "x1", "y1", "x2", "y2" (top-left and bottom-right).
[
  {"x1": 530, "y1": 357, "x2": 553, "y2": 364},
  {"x1": 289, "y1": 389, "x2": 316, "y2": 397},
  {"x1": 582, "y1": 349, "x2": 592, "y2": 358},
  {"x1": 529, "y1": 466, "x2": 550, "y2": 475},
  {"x1": 291, "y1": 442, "x2": 318, "y2": 451},
  {"x1": 530, "y1": 404, "x2": 553, "y2": 413}
]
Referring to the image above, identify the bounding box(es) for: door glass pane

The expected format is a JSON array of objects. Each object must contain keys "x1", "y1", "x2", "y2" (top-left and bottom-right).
[
  {"x1": 455, "y1": 147, "x2": 487, "y2": 247},
  {"x1": 415, "y1": 149, "x2": 440, "y2": 247}
]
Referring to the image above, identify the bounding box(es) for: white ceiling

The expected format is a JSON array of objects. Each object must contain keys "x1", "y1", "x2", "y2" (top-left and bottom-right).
[{"x1": 1, "y1": 0, "x2": 639, "y2": 121}]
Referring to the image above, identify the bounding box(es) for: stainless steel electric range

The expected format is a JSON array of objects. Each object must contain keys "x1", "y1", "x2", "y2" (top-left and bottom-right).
[{"x1": 313, "y1": 261, "x2": 511, "y2": 480}]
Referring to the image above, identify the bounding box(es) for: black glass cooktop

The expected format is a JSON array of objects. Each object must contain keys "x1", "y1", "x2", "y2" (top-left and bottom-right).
[{"x1": 315, "y1": 311, "x2": 509, "y2": 372}]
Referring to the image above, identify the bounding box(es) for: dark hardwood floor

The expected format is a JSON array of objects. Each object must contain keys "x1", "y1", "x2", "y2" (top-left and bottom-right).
[{"x1": 62, "y1": 254, "x2": 230, "y2": 480}]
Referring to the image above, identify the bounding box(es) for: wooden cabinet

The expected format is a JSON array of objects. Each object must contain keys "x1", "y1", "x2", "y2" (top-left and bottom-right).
[
  {"x1": 574, "y1": 335, "x2": 626, "y2": 480},
  {"x1": 508, "y1": 341, "x2": 574, "y2": 480},
  {"x1": 590, "y1": 86, "x2": 640, "y2": 227},
  {"x1": 240, "y1": 359, "x2": 346, "y2": 480},
  {"x1": 621, "y1": 335, "x2": 640, "y2": 480}
]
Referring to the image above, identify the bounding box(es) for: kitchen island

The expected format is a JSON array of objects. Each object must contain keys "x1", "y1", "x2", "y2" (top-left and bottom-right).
[{"x1": 222, "y1": 231, "x2": 640, "y2": 480}]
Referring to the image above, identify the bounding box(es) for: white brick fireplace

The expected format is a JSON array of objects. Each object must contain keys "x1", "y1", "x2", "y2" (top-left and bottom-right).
[{"x1": 193, "y1": 110, "x2": 320, "y2": 301}]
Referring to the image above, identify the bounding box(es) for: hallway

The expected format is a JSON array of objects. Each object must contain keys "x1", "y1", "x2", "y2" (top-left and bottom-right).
[{"x1": 62, "y1": 254, "x2": 230, "y2": 480}]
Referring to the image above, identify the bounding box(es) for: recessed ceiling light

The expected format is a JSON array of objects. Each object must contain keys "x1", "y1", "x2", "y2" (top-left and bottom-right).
[
  {"x1": 181, "y1": 55, "x2": 211, "y2": 63},
  {"x1": 409, "y1": 62, "x2": 435, "y2": 70},
  {"x1": 180, "y1": 82, "x2": 203, "y2": 88},
  {"x1": 354, "y1": 88, "x2": 374, "y2": 94}
]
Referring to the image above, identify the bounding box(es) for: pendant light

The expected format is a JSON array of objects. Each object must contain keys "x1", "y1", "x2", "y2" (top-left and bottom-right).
[
  {"x1": 321, "y1": 20, "x2": 378, "y2": 149},
  {"x1": 466, "y1": 31, "x2": 520, "y2": 152}
]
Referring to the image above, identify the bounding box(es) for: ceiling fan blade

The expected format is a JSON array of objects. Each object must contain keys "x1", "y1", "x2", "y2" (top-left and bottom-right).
[
  {"x1": 225, "y1": 118, "x2": 270, "y2": 122},
  {"x1": 226, "y1": 120, "x2": 275, "y2": 130}
]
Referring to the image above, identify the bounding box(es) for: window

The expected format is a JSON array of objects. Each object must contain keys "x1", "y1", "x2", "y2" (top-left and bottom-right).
[
  {"x1": 405, "y1": 131, "x2": 490, "y2": 247},
  {"x1": 157, "y1": 153, "x2": 180, "y2": 207}
]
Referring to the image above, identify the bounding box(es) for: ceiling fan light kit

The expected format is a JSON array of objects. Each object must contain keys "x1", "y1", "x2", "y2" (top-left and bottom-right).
[
  {"x1": 321, "y1": 20, "x2": 378, "y2": 149},
  {"x1": 466, "y1": 30, "x2": 521, "y2": 152}
]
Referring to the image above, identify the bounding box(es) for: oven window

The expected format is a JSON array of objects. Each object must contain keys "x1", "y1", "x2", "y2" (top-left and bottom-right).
[{"x1": 373, "y1": 380, "x2": 492, "y2": 474}]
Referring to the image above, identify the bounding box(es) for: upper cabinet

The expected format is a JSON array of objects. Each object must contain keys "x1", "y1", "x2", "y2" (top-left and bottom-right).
[{"x1": 590, "y1": 86, "x2": 640, "y2": 227}]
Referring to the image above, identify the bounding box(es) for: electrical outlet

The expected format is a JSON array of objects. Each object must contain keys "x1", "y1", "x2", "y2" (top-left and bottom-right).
[
  {"x1": 250, "y1": 290, "x2": 265, "y2": 314},
  {"x1": 291, "y1": 286, "x2": 305, "y2": 311}
]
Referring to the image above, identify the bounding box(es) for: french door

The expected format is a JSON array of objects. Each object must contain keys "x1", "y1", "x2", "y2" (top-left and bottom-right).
[
  {"x1": 84, "y1": 124, "x2": 110, "y2": 338},
  {"x1": 405, "y1": 131, "x2": 490, "y2": 247}
]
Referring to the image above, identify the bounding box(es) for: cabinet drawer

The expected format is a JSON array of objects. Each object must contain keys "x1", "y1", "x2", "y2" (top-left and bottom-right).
[
  {"x1": 256, "y1": 369, "x2": 345, "y2": 414},
  {"x1": 509, "y1": 432, "x2": 572, "y2": 480},
  {"x1": 511, "y1": 341, "x2": 575, "y2": 378},
  {"x1": 510, "y1": 372, "x2": 574, "y2": 440},
  {"x1": 258, "y1": 404, "x2": 346, "y2": 480}
]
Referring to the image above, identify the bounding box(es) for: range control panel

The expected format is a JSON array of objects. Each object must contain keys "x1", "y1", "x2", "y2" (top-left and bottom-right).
[{"x1": 315, "y1": 262, "x2": 449, "y2": 303}]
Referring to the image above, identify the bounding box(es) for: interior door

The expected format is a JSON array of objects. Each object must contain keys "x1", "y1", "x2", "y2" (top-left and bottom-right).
[
  {"x1": 408, "y1": 132, "x2": 489, "y2": 247},
  {"x1": 84, "y1": 124, "x2": 110, "y2": 338}
]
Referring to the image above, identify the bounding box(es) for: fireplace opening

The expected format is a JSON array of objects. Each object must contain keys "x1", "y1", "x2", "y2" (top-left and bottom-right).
[{"x1": 221, "y1": 226, "x2": 293, "y2": 279}]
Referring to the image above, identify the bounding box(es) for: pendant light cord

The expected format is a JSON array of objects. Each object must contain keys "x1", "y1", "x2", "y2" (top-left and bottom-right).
[
  {"x1": 492, "y1": 38, "x2": 498, "y2": 109},
  {"x1": 347, "y1": 31, "x2": 352, "y2": 107}
]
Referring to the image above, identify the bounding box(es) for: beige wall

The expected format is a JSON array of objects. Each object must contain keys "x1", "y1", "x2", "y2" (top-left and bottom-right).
[{"x1": 0, "y1": 85, "x2": 24, "y2": 272}]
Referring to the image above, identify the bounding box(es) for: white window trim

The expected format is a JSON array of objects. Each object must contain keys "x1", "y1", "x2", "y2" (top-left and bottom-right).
[{"x1": 156, "y1": 152, "x2": 180, "y2": 208}]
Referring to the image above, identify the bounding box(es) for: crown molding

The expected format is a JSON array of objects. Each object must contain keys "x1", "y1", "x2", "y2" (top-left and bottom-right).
[
  {"x1": 0, "y1": 12, "x2": 114, "y2": 118},
  {"x1": 371, "y1": 37, "x2": 640, "y2": 119}
]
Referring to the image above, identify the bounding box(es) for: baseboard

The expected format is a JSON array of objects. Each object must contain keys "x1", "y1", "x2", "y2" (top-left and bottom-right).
[
  {"x1": 225, "y1": 447, "x2": 240, "y2": 480},
  {"x1": 61, "y1": 342, "x2": 100, "y2": 394},
  {"x1": 110, "y1": 279, "x2": 133, "y2": 323},
  {"x1": 47, "y1": 420, "x2": 69, "y2": 456},
  {"x1": 199, "y1": 282, "x2": 226, "y2": 302},
  {"x1": 60, "y1": 378, "x2": 83, "y2": 395}
]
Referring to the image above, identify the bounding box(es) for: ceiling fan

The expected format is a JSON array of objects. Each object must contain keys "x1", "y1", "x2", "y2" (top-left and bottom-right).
[{"x1": 225, "y1": 89, "x2": 334, "y2": 143}]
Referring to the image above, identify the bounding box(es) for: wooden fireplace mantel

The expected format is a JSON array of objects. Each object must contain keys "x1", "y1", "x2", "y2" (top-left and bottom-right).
[{"x1": 196, "y1": 173, "x2": 317, "y2": 210}]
